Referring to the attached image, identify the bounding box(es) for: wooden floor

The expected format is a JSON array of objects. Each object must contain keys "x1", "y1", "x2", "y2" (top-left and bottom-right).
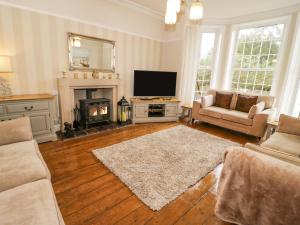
[{"x1": 39, "y1": 122, "x2": 257, "y2": 225}]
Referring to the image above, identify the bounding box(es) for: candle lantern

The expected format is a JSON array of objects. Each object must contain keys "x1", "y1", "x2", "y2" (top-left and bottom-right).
[{"x1": 117, "y1": 96, "x2": 131, "y2": 124}]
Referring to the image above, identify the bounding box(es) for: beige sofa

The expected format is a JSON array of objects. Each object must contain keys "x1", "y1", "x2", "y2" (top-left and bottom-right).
[
  {"x1": 192, "y1": 89, "x2": 275, "y2": 137},
  {"x1": 246, "y1": 114, "x2": 300, "y2": 166},
  {"x1": 0, "y1": 117, "x2": 65, "y2": 225}
]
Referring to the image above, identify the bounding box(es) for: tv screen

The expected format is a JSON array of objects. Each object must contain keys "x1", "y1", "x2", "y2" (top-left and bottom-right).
[{"x1": 134, "y1": 70, "x2": 177, "y2": 97}]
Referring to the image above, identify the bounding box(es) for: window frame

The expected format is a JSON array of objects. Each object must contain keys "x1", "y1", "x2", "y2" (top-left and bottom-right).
[
  {"x1": 226, "y1": 16, "x2": 291, "y2": 96},
  {"x1": 192, "y1": 26, "x2": 224, "y2": 99}
]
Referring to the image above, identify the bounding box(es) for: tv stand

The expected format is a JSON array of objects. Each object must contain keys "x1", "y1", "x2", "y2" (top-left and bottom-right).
[{"x1": 131, "y1": 98, "x2": 180, "y2": 124}]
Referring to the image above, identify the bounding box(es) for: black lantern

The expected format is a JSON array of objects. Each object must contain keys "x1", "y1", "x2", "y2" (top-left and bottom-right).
[{"x1": 117, "y1": 96, "x2": 131, "y2": 124}]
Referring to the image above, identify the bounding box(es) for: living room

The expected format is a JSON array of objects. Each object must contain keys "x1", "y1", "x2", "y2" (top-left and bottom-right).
[{"x1": 0, "y1": 0, "x2": 299, "y2": 225}]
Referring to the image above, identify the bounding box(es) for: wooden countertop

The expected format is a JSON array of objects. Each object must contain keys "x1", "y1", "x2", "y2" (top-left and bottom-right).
[
  {"x1": 130, "y1": 98, "x2": 180, "y2": 103},
  {"x1": 0, "y1": 94, "x2": 55, "y2": 102}
]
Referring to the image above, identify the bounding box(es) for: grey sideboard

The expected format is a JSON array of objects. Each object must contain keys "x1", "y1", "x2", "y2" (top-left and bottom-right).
[
  {"x1": 131, "y1": 98, "x2": 180, "y2": 124},
  {"x1": 0, "y1": 94, "x2": 57, "y2": 143}
]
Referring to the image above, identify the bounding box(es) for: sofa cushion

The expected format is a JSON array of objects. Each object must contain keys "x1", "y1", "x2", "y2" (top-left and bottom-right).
[
  {"x1": 0, "y1": 140, "x2": 50, "y2": 192},
  {"x1": 257, "y1": 95, "x2": 275, "y2": 109},
  {"x1": 201, "y1": 94, "x2": 214, "y2": 108},
  {"x1": 199, "y1": 106, "x2": 231, "y2": 119},
  {"x1": 222, "y1": 110, "x2": 253, "y2": 126},
  {"x1": 248, "y1": 101, "x2": 265, "y2": 119},
  {"x1": 0, "y1": 117, "x2": 33, "y2": 146},
  {"x1": 235, "y1": 94, "x2": 258, "y2": 113},
  {"x1": 262, "y1": 132, "x2": 300, "y2": 157},
  {"x1": 0, "y1": 179, "x2": 64, "y2": 225},
  {"x1": 215, "y1": 92, "x2": 233, "y2": 109},
  {"x1": 277, "y1": 114, "x2": 300, "y2": 136}
]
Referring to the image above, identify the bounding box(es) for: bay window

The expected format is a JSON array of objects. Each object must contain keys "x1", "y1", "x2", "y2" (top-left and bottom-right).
[
  {"x1": 231, "y1": 24, "x2": 284, "y2": 95},
  {"x1": 194, "y1": 32, "x2": 218, "y2": 100}
]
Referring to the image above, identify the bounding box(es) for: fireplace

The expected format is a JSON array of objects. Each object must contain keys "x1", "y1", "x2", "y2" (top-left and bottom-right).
[{"x1": 79, "y1": 91, "x2": 111, "y2": 128}]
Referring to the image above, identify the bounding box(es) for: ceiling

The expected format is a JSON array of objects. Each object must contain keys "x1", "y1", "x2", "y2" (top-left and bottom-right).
[{"x1": 128, "y1": 0, "x2": 300, "y2": 18}]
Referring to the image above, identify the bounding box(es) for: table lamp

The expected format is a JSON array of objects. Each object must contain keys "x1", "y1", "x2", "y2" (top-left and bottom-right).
[{"x1": 0, "y1": 55, "x2": 12, "y2": 96}]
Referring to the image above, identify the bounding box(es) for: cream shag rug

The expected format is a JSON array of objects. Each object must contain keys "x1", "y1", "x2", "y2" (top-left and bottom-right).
[{"x1": 93, "y1": 125, "x2": 239, "y2": 210}]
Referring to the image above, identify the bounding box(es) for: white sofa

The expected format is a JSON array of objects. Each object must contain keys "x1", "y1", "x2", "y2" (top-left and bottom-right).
[
  {"x1": 192, "y1": 89, "x2": 275, "y2": 138},
  {"x1": 0, "y1": 117, "x2": 64, "y2": 225},
  {"x1": 246, "y1": 114, "x2": 300, "y2": 166}
]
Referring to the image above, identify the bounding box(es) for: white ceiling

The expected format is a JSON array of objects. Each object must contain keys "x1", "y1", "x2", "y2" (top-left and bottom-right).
[{"x1": 128, "y1": 0, "x2": 300, "y2": 18}]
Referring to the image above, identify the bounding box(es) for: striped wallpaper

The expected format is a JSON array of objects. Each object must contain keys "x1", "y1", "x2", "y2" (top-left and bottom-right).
[{"x1": 0, "y1": 4, "x2": 162, "y2": 100}]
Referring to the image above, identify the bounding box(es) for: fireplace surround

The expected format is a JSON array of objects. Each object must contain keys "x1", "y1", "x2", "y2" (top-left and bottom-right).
[{"x1": 58, "y1": 78, "x2": 120, "y2": 131}]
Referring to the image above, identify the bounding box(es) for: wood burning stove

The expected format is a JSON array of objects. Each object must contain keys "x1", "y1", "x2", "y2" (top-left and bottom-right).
[{"x1": 79, "y1": 90, "x2": 111, "y2": 128}]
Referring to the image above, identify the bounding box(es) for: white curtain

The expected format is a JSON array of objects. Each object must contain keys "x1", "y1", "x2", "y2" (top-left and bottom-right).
[{"x1": 178, "y1": 25, "x2": 201, "y2": 105}]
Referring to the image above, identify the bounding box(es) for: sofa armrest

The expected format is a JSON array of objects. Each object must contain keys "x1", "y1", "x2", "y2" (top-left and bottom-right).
[
  {"x1": 0, "y1": 117, "x2": 33, "y2": 146},
  {"x1": 250, "y1": 109, "x2": 272, "y2": 137},
  {"x1": 192, "y1": 100, "x2": 202, "y2": 119},
  {"x1": 277, "y1": 114, "x2": 300, "y2": 136}
]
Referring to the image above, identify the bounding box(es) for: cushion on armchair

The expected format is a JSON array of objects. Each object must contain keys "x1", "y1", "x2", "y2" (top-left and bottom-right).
[{"x1": 277, "y1": 114, "x2": 300, "y2": 136}]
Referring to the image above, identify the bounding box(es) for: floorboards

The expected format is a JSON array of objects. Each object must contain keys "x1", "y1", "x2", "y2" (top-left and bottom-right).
[{"x1": 39, "y1": 122, "x2": 257, "y2": 225}]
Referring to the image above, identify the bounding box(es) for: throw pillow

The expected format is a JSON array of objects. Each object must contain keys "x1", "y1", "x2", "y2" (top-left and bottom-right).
[
  {"x1": 215, "y1": 92, "x2": 233, "y2": 109},
  {"x1": 248, "y1": 101, "x2": 265, "y2": 119},
  {"x1": 235, "y1": 94, "x2": 258, "y2": 113},
  {"x1": 201, "y1": 95, "x2": 214, "y2": 108}
]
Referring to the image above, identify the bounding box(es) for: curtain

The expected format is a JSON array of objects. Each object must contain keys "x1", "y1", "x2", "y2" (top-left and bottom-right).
[{"x1": 178, "y1": 25, "x2": 201, "y2": 106}]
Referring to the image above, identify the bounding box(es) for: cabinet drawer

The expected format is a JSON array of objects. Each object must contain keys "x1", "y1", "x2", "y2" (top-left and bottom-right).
[
  {"x1": 6, "y1": 101, "x2": 49, "y2": 113},
  {"x1": 0, "y1": 105, "x2": 4, "y2": 115},
  {"x1": 29, "y1": 113, "x2": 51, "y2": 135},
  {"x1": 134, "y1": 105, "x2": 148, "y2": 118},
  {"x1": 165, "y1": 105, "x2": 178, "y2": 117}
]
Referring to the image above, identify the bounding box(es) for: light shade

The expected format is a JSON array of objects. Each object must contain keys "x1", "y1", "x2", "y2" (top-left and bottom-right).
[
  {"x1": 0, "y1": 55, "x2": 12, "y2": 73},
  {"x1": 165, "y1": 10, "x2": 177, "y2": 25},
  {"x1": 167, "y1": 0, "x2": 181, "y2": 13},
  {"x1": 189, "y1": 2, "x2": 203, "y2": 21}
]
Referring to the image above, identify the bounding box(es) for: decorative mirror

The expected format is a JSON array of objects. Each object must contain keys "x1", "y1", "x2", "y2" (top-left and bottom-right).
[{"x1": 68, "y1": 33, "x2": 115, "y2": 72}]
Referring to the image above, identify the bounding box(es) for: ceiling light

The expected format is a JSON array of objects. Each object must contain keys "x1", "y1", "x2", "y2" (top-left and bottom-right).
[
  {"x1": 165, "y1": 10, "x2": 177, "y2": 25},
  {"x1": 167, "y1": 0, "x2": 181, "y2": 13},
  {"x1": 189, "y1": 1, "x2": 203, "y2": 21}
]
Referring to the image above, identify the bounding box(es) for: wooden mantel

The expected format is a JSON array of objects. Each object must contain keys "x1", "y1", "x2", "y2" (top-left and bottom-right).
[{"x1": 57, "y1": 78, "x2": 121, "y2": 130}]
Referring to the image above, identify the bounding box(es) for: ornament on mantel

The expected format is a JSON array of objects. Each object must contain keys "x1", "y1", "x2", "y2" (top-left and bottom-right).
[
  {"x1": 83, "y1": 72, "x2": 88, "y2": 79},
  {"x1": 62, "y1": 70, "x2": 68, "y2": 78},
  {"x1": 0, "y1": 77, "x2": 12, "y2": 96}
]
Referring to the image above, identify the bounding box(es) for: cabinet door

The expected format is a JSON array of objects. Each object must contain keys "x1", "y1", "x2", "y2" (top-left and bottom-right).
[
  {"x1": 29, "y1": 112, "x2": 51, "y2": 135},
  {"x1": 134, "y1": 105, "x2": 148, "y2": 118},
  {"x1": 165, "y1": 104, "x2": 178, "y2": 117}
]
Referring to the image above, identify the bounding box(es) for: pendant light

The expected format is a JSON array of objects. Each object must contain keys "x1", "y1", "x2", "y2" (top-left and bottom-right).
[
  {"x1": 165, "y1": 10, "x2": 177, "y2": 25},
  {"x1": 189, "y1": 1, "x2": 203, "y2": 21},
  {"x1": 166, "y1": 0, "x2": 181, "y2": 13}
]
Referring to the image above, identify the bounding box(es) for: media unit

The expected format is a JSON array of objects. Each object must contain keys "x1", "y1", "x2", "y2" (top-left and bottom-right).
[{"x1": 131, "y1": 98, "x2": 180, "y2": 124}]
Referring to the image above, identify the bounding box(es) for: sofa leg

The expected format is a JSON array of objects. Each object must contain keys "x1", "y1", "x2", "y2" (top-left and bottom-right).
[{"x1": 191, "y1": 118, "x2": 195, "y2": 125}]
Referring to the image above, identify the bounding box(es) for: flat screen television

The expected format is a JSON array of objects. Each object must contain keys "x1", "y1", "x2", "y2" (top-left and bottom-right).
[{"x1": 134, "y1": 70, "x2": 177, "y2": 97}]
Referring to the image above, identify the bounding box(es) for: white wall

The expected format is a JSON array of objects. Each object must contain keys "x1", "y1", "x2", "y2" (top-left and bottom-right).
[{"x1": 0, "y1": 0, "x2": 165, "y2": 40}]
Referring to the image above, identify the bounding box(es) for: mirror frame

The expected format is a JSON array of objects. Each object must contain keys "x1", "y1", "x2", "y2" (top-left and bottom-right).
[{"x1": 68, "y1": 32, "x2": 116, "y2": 72}]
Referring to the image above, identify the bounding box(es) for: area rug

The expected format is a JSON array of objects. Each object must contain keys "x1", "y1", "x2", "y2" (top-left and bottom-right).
[{"x1": 93, "y1": 125, "x2": 239, "y2": 210}]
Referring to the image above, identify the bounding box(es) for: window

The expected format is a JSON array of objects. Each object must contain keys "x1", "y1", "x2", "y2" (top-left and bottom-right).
[
  {"x1": 293, "y1": 80, "x2": 300, "y2": 117},
  {"x1": 194, "y1": 33, "x2": 216, "y2": 100},
  {"x1": 231, "y1": 24, "x2": 284, "y2": 95}
]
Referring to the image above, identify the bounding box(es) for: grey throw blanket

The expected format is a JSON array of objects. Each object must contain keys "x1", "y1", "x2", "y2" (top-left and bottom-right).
[{"x1": 215, "y1": 147, "x2": 300, "y2": 225}]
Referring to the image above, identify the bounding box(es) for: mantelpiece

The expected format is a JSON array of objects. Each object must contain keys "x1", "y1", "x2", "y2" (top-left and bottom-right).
[
  {"x1": 0, "y1": 94, "x2": 57, "y2": 143},
  {"x1": 57, "y1": 78, "x2": 120, "y2": 130}
]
